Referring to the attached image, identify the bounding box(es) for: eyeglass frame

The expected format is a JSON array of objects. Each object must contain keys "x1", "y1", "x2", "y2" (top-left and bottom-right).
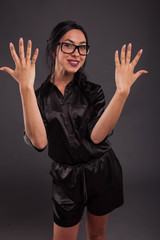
[{"x1": 57, "y1": 42, "x2": 90, "y2": 56}]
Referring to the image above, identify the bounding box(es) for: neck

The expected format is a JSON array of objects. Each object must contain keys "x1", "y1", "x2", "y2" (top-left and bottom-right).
[{"x1": 52, "y1": 69, "x2": 74, "y2": 87}]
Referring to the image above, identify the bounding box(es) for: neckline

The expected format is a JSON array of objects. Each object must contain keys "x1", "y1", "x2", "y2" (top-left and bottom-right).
[
  {"x1": 47, "y1": 73, "x2": 78, "y2": 87},
  {"x1": 46, "y1": 74, "x2": 74, "y2": 97}
]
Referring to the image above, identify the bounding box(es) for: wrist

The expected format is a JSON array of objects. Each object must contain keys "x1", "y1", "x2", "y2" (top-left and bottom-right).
[
  {"x1": 19, "y1": 83, "x2": 34, "y2": 94},
  {"x1": 115, "y1": 88, "x2": 130, "y2": 99}
]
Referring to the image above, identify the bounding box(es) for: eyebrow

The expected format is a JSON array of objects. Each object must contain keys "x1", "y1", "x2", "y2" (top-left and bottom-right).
[{"x1": 64, "y1": 39, "x2": 87, "y2": 44}]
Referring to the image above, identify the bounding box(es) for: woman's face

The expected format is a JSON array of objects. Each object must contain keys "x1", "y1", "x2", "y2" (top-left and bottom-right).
[{"x1": 54, "y1": 29, "x2": 87, "y2": 74}]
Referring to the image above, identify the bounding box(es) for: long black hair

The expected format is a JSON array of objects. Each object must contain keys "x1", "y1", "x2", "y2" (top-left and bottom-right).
[{"x1": 46, "y1": 20, "x2": 89, "y2": 81}]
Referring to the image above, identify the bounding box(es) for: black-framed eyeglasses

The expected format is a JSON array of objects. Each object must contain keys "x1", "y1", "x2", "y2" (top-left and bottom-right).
[{"x1": 58, "y1": 42, "x2": 90, "y2": 56}]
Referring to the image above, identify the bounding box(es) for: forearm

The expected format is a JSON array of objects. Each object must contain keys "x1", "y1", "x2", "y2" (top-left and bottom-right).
[
  {"x1": 19, "y1": 85, "x2": 47, "y2": 149},
  {"x1": 91, "y1": 90, "x2": 128, "y2": 144}
]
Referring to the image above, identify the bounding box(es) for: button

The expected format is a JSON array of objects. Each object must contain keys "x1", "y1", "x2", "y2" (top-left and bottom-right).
[
  {"x1": 65, "y1": 120, "x2": 71, "y2": 125},
  {"x1": 59, "y1": 98, "x2": 65, "y2": 105}
]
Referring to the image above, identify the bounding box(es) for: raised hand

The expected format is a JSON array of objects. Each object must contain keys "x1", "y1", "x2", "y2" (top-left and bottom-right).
[
  {"x1": 0, "y1": 38, "x2": 39, "y2": 89},
  {"x1": 115, "y1": 43, "x2": 148, "y2": 96}
]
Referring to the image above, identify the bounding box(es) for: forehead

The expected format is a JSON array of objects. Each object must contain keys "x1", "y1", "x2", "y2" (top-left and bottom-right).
[{"x1": 60, "y1": 29, "x2": 86, "y2": 44}]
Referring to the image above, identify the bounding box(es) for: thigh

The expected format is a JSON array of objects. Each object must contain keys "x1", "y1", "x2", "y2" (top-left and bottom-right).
[
  {"x1": 50, "y1": 160, "x2": 85, "y2": 227},
  {"x1": 86, "y1": 148, "x2": 124, "y2": 215},
  {"x1": 53, "y1": 222, "x2": 80, "y2": 240},
  {"x1": 52, "y1": 198, "x2": 85, "y2": 227},
  {"x1": 86, "y1": 211, "x2": 109, "y2": 239}
]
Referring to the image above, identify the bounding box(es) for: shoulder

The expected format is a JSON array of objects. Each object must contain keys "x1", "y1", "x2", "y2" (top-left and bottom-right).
[
  {"x1": 35, "y1": 74, "x2": 52, "y2": 99},
  {"x1": 80, "y1": 78, "x2": 105, "y2": 104},
  {"x1": 80, "y1": 78, "x2": 102, "y2": 92}
]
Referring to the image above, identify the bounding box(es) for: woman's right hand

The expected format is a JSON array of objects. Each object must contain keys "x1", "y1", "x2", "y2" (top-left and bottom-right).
[{"x1": 0, "y1": 38, "x2": 39, "y2": 89}]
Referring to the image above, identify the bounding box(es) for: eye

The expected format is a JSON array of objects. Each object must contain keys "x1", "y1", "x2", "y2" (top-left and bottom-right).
[
  {"x1": 79, "y1": 45, "x2": 87, "y2": 50},
  {"x1": 63, "y1": 43, "x2": 73, "y2": 48}
]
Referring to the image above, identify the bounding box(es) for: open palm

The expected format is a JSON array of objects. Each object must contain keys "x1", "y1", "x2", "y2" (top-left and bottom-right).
[
  {"x1": 115, "y1": 43, "x2": 148, "y2": 96},
  {"x1": 0, "y1": 38, "x2": 39, "y2": 88}
]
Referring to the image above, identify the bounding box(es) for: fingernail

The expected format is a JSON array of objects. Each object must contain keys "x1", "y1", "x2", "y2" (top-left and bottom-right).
[
  {"x1": 20, "y1": 37, "x2": 23, "y2": 41},
  {"x1": 10, "y1": 42, "x2": 13, "y2": 47},
  {"x1": 129, "y1": 43, "x2": 132, "y2": 47},
  {"x1": 123, "y1": 44, "x2": 126, "y2": 48},
  {"x1": 141, "y1": 49, "x2": 143, "y2": 53}
]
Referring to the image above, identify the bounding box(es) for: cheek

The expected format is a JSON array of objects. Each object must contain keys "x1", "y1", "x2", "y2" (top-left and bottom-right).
[
  {"x1": 81, "y1": 57, "x2": 86, "y2": 65},
  {"x1": 56, "y1": 47, "x2": 68, "y2": 63},
  {"x1": 57, "y1": 53, "x2": 69, "y2": 65}
]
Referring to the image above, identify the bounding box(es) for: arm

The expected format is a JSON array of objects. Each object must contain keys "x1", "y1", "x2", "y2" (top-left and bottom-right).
[
  {"x1": 0, "y1": 38, "x2": 47, "y2": 149},
  {"x1": 20, "y1": 86, "x2": 47, "y2": 149},
  {"x1": 91, "y1": 43, "x2": 148, "y2": 144}
]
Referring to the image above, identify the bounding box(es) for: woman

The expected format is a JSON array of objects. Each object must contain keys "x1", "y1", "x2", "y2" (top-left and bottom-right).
[{"x1": 0, "y1": 21, "x2": 148, "y2": 240}]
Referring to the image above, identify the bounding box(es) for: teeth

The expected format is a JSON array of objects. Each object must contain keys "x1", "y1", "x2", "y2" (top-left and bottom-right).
[{"x1": 70, "y1": 61, "x2": 78, "y2": 63}]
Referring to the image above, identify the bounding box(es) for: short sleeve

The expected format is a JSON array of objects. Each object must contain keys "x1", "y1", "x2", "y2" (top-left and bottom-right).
[
  {"x1": 23, "y1": 87, "x2": 48, "y2": 152},
  {"x1": 87, "y1": 86, "x2": 113, "y2": 140},
  {"x1": 23, "y1": 131, "x2": 46, "y2": 152}
]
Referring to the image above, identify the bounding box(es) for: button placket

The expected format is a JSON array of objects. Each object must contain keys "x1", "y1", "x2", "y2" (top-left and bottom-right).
[
  {"x1": 62, "y1": 102, "x2": 80, "y2": 147},
  {"x1": 61, "y1": 103, "x2": 73, "y2": 132},
  {"x1": 57, "y1": 83, "x2": 80, "y2": 148}
]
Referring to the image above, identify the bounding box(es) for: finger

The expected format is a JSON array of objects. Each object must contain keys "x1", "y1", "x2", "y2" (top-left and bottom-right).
[
  {"x1": 131, "y1": 49, "x2": 143, "y2": 68},
  {"x1": 115, "y1": 50, "x2": 120, "y2": 67},
  {"x1": 19, "y1": 37, "x2": 25, "y2": 60},
  {"x1": 26, "y1": 40, "x2": 32, "y2": 62},
  {"x1": 31, "y1": 48, "x2": 39, "y2": 64},
  {"x1": 134, "y1": 70, "x2": 148, "y2": 81},
  {"x1": 126, "y1": 43, "x2": 132, "y2": 64},
  {"x1": 10, "y1": 42, "x2": 20, "y2": 65},
  {"x1": 120, "y1": 44, "x2": 126, "y2": 64},
  {"x1": 0, "y1": 67, "x2": 14, "y2": 77}
]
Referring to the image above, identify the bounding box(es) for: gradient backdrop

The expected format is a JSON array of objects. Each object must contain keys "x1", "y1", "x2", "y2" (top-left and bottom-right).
[{"x1": 0, "y1": 0, "x2": 159, "y2": 239}]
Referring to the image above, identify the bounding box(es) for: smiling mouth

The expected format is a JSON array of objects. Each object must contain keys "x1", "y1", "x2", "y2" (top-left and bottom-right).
[{"x1": 67, "y1": 60, "x2": 80, "y2": 66}]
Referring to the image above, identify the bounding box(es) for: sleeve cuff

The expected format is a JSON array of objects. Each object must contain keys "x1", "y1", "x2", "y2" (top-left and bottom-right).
[{"x1": 23, "y1": 131, "x2": 46, "y2": 152}]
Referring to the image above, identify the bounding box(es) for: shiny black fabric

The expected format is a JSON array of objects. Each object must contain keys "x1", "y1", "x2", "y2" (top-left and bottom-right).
[
  {"x1": 50, "y1": 148, "x2": 124, "y2": 227},
  {"x1": 24, "y1": 74, "x2": 124, "y2": 227},
  {"x1": 25, "y1": 74, "x2": 112, "y2": 163}
]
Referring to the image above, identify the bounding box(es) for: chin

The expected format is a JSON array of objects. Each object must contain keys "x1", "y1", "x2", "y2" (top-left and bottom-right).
[{"x1": 65, "y1": 66, "x2": 81, "y2": 74}]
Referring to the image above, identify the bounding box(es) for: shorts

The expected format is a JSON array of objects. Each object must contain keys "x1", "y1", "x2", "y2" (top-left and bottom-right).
[{"x1": 49, "y1": 148, "x2": 124, "y2": 227}]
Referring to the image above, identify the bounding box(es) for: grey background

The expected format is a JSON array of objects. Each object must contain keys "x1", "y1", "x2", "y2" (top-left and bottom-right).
[{"x1": 0, "y1": 0, "x2": 159, "y2": 239}]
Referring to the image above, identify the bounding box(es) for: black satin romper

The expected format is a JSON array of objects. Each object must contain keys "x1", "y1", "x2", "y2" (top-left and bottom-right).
[{"x1": 24, "y1": 74, "x2": 124, "y2": 227}]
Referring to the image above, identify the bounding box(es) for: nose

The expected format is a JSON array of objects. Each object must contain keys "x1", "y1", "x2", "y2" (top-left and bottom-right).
[{"x1": 72, "y1": 47, "x2": 80, "y2": 57}]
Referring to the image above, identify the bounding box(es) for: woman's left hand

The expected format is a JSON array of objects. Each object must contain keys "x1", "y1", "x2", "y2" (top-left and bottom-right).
[{"x1": 115, "y1": 43, "x2": 148, "y2": 97}]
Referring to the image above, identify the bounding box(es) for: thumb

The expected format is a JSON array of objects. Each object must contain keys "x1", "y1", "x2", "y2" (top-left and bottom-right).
[
  {"x1": 0, "y1": 67, "x2": 14, "y2": 77},
  {"x1": 134, "y1": 70, "x2": 148, "y2": 80}
]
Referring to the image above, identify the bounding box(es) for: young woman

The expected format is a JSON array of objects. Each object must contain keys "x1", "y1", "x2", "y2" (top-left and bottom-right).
[{"x1": 0, "y1": 21, "x2": 148, "y2": 240}]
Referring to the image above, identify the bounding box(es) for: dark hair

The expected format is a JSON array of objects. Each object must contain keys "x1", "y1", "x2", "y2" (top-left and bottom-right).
[{"x1": 46, "y1": 20, "x2": 89, "y2": 78}]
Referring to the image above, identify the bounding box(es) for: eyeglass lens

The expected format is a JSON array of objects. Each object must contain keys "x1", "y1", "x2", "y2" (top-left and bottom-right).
[{"x1": 61, "y1": 43, "x2": 89, "y2": 55}]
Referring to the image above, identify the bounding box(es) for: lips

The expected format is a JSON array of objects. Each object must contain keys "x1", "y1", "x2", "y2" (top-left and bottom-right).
[{"x1": 67, "y1": 60, "x2": 80, "y2": 67}]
